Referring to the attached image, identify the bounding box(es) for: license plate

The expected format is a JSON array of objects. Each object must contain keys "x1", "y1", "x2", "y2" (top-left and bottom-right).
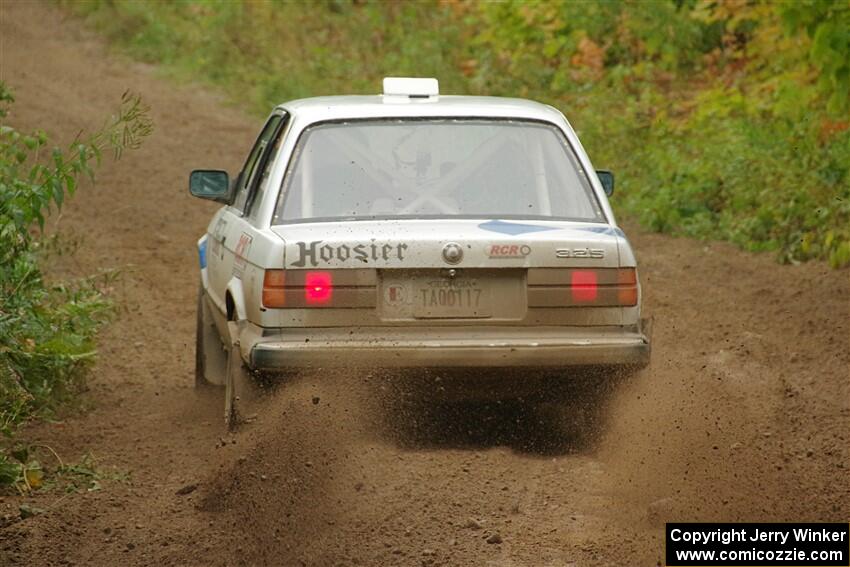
[{"x1": 414, "y1": 280, "x2": 491, "y2": 318}]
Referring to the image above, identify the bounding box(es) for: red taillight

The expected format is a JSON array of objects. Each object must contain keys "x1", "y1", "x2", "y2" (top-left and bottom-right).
[
  {"x1": 570, "y1": 270, "x2": 598, "y2": 302},
  {"x1": 527, "y1": 268, "x2": 639, "y2": 307},
  {"x1": 305, "y1": 271, "x2": 333, "y2": 304},
  {"x1": 262, "y1": 269, "x2": 286, "y2": 308}
]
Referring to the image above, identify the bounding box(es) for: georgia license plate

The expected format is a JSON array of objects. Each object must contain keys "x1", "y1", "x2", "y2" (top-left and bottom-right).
[{"x1": 414, "y1": 280, "x2": 492, "y2": 318}]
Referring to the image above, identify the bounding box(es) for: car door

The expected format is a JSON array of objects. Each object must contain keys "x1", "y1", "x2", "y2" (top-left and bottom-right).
[{"x1": 207, "y1": 113, "x2": 286, "y2": 319}]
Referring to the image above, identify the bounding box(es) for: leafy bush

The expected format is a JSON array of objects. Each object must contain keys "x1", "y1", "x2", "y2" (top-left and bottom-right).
[
  {"x1": 0, "y1": 82, "x2": 151, "y2": 481},
  {"x1": 66, "y1": 0, "x2": 849, "y2": 266},
  {"x1": 465, "y1": 1, "x2": 850, "y2": 267}
]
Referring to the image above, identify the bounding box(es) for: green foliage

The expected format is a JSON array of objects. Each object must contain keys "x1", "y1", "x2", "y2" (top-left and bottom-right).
[
  {"x1": 464, "y1": 0, "x2": 850, "y2": 266},
  {"x1": 68, "y1": 0, "x2": 469, "y2": 115},
  {"x1": 65, "y1": 0, "x2": 850, "y2": 267},
  {"x1": 0, "y1": 444, "x2": 128, "y2": 495},
  {"x1": 779, "y1": 0, "x2": 850, "y2": 114},
  {"x1": 0, "y1": 82, "x2": 151, "y2": 486}
]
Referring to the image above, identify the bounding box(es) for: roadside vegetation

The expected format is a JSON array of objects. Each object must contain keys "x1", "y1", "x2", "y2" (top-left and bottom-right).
[
  {"x1": 68, "y1": 0, "x2": 850, "y2": 267},
  {"x1": 0, "y1": 82, "x2": 151, "y2": 490}
]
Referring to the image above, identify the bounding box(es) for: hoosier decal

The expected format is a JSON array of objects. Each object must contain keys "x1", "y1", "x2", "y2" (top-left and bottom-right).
[{"x1": 291, "y1": 240, "x2": 408, "y2": 267}]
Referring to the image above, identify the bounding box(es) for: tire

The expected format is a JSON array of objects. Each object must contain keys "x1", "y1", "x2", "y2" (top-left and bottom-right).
[
  {"x1": 195, "y1": 284, "x2": 227, "y2": 388},
  {"x1": 224, "y1": 321, "x2": 261, "y2": 430}
]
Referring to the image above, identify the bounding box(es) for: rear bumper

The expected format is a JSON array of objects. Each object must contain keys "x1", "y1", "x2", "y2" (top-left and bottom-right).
[{"x1": 243, "y1": 323, "x2": 651, "y2": 370}]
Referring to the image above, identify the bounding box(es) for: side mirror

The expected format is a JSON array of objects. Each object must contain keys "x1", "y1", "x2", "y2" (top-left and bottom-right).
[
  {"x1": 596, "y1": 169, "x2": 614, "y2": 196},
  {"x1": 189, "y1": 170, "x2": 231, "y2": 203}
]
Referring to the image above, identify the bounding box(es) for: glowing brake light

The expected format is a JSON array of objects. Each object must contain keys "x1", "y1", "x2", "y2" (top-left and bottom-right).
[
  {"x1": 305, "y1": 271, "x2": 333, "y2": 304},
  {"x1": 527, "y1": 267, "x2": 639, "y2": 307},
  {"x1": 570, "y1": 270, "x2": 598, "y2": 302}
]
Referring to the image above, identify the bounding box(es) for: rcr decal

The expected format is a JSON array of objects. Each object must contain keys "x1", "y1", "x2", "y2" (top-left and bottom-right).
[
  {"x1": 488, "y1": 244, "x2": 531, "y2": 258},
  {"x1": 291, "y1": 240, "x2": 408, "y2": 267},
  {"x1": 555, "y1": 248, "x2": 605, "y2": 259}
]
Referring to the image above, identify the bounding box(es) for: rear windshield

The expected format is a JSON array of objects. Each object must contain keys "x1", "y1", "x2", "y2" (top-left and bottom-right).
[{"x1": 272, "y1": 119, "x2": 604, "y2": 224}]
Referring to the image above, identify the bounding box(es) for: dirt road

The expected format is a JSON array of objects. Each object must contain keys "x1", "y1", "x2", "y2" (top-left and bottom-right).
[{"x1": 1, "y1": 2, "x2": 848, "y2": 566}]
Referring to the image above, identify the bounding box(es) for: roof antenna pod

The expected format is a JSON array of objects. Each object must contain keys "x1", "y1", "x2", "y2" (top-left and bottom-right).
[{"x1": 382, "y1": 77, "x2": 439, "y2": 100}]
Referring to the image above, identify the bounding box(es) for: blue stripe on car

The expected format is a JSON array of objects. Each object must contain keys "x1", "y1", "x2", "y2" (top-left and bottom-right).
[
  {"x1": 478, "y1": 220, "x2": 559, "y2": 236},
  {"x1": 574, "y1": 226, "x2": 625, "y2": 237},
  {"x1": 198, "y1": 237, "x2": 207, "y2": 269}
]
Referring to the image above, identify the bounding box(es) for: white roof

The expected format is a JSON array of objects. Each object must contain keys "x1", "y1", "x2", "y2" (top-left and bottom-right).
[{"x1": 277, "y1": 95, "x2": 566, "y2": 125}]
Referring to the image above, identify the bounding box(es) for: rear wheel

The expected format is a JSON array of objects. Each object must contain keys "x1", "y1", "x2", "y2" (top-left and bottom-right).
[
  {"x1": 224, "y1": 321, "x2": 261, "y2": 430},
  {"x1": 195, "y1": 284, "x2": 226, "y2": 388}
]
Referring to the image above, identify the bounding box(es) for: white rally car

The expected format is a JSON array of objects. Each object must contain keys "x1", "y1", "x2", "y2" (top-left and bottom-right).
[{"x1": 190, "y1": 78, "x2": 650, "y2": 425}]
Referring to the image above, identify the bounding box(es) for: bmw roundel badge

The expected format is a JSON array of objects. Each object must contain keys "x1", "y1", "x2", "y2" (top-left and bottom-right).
[{"x1": 442, "y1": 242, "x2": 463, "y2": 265}]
